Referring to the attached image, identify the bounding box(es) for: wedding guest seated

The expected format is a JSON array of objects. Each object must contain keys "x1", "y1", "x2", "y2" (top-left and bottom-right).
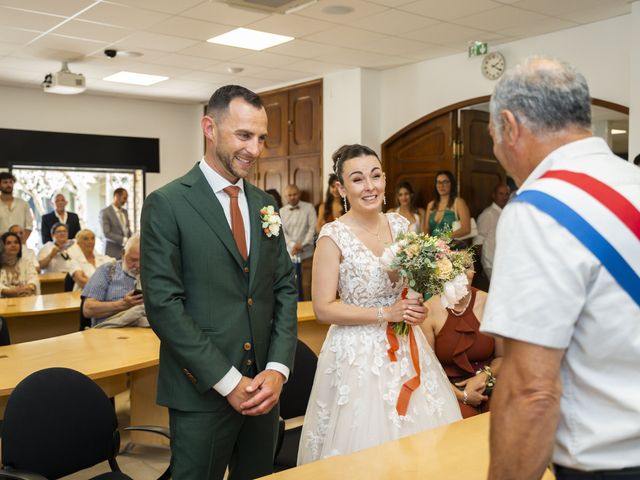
[
  {"x1": 316, "y1": 173, "x2": 345, "y2": 233},
  {"x1": 421, "y1": 262, "x2": 503, "y2": 418},
  {"x1": 387, "y1": 181, "x2": 425, "y2": 232},
  {"x1": 0, "y1": 231, "x2": 39, "y2": 297},
  {"x1": 37, "y1": 222, "x2": 77, "y2": 273},
  {"x1": 67, "y1": 229, "x2": 113, "y2": 290},
  {"x1": 8, "y1": 224, "x2": 39, "y2": 273},
  {"x1": 82, "y1": 234, "x2": 146, "y2": 327}
]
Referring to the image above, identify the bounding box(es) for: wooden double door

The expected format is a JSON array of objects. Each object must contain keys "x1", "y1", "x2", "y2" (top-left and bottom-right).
[
  {"x1": 382, "y1": 99, "x2": 504, "y2": 218},
  {"x1": 255, "y1": 81, "x2": 323, "y2": 207}
]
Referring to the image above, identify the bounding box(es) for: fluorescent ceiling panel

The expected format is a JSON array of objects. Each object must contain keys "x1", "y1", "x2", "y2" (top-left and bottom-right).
[
  {"x1": 208, "y1": 27, "x2": 293, "y2": 51},
  {"x1": 103, "y1": 71, "x2": 168, "y2": 85}
]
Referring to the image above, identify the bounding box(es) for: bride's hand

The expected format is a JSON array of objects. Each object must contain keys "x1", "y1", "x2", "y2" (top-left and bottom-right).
[{"x1": 386, "y1": 298, "x2": 427, "y2": 326}]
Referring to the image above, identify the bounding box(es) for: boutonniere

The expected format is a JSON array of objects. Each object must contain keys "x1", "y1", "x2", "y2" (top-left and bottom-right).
[{"x1": 260, "y1": 205, "x2": 281, "y2": 237}]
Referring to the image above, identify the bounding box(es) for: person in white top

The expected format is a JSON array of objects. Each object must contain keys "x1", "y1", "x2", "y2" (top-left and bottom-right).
[
  {"x1": 480, "y1": 56, "x2": 640, "y2": 480},
  {"x1": 8, "y1": 224, "x2": 39, "y2": 273},
  {"x1": 67, "y1": 229, "x2": 113, "y2": 291},
  {"x1": 0, "y1": 172, "x2": 33, "y2": 240},
  {"x1": 0, "y1": 231, "x2": 39, "y2": 297},
  {"x1": 37, "y1": 222, "x2": 78, "y2": 274},
  {"x1": 472, "y1": 183, "x2": 510, "y2": 280}
]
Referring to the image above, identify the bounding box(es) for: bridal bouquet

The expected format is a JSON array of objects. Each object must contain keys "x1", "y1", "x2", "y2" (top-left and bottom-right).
[{"x1": 381, "y1": 231, "x2": 472, "y2": 335}]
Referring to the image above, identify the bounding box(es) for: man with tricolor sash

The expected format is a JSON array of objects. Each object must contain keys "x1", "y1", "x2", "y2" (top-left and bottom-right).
[{"x1": 480, "y1": 57, "x2": 640, "y2": 480}]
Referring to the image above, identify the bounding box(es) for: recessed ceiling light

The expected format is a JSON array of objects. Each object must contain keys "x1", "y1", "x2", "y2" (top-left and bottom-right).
[
  {"x1": 611, "y1": 128, "x2": 627, "y2": 135},
  {"x1": 322, "y1": 5, "x2": 354, "y2": 15},
  {"x1": 103, "y1": 71, "x2": 168, "y2": 86},
  {"x1": 227, "y1": 67, "x2": 245, "y2": 74},
  {"x1": 207, "y1": 28, "x2": 294, "y2": 51}
]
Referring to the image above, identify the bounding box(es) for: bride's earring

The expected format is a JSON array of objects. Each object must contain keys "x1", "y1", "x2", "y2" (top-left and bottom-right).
[
  {"x1": 342, "y1": 196, "x2": 348, "y2": 212},
  {"x1": 383, "y1": 195, "x2": 386, "y2": 206}
]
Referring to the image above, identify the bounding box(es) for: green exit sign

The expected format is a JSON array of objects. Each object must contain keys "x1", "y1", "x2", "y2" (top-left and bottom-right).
[{"x1": 468, "y1": 41, "x2": 488, "y2": 57}]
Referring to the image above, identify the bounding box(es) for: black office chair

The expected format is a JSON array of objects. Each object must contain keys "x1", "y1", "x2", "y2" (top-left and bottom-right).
[
  {"x1": 0, "y1": 367, "x2": 170, "y2": 480},
  {"x1": 63, "y1": 272, "x2": 75, "y2": 292},
  {"x1": 0, "y1": 317, "x2": 9, "y2": 346},
  {"x1": 273, "y1": 339, "x2": 318, "y2": 471}
]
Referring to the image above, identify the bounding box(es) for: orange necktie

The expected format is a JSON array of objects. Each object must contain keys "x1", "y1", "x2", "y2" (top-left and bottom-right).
[{"x1": 223, "y1": 186, "x2": 248, "y2": 260}]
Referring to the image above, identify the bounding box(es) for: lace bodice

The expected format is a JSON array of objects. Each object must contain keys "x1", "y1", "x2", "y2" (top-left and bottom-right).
[{"x1": 318, "y1": 213, "x2": 407, "y2": 308}]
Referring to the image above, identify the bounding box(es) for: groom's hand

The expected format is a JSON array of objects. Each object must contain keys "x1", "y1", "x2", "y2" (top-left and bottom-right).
[
  {"x1": 227, "y1": 376, "x2": 255, "y2": 413},
  {"x1": 240, "y1": 370, "x2": 285, "y2": 416}
]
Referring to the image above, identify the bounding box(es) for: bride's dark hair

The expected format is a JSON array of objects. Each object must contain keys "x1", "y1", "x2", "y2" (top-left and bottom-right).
[{"x1": 332, "y1": 144, "x2": 379, "y2": 184}]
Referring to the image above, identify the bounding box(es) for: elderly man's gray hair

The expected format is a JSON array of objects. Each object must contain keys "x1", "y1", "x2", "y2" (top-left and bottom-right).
[
  {"x1": 124, "y1": 232, "x2": 140, "y2": 254},
  {"x1": 489, "y1": 56, "x2": 592, "y2": 143}
]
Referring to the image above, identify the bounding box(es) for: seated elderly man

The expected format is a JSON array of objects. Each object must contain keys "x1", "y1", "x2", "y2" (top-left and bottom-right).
[{"x1": 82, "y1": 233, "x2": 146, "y2": 328}]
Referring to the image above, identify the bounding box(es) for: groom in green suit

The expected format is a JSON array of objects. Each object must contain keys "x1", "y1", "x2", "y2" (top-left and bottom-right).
[{"x1": 141, "y1": 85, "x2": 298, "y2": 479}]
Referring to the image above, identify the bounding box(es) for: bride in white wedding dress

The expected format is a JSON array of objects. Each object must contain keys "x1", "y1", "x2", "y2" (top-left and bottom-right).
[{"x1": 297, "y1": 145, "x2": 461, "y2": 465}]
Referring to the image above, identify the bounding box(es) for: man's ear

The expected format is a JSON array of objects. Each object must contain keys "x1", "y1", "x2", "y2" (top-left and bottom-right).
[
  {"x1": 201, "y1": 115, "x2": 216, "y2": 144},
  {"x1": 500, "y1": 110, "x2": 520, "y2": 146}
]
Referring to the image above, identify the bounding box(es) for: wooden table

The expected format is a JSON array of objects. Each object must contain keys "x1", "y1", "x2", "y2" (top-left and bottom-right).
[
  {"x1": 261, "y1": 413, "x2": 555, "y2": 480},
  {"x1": 38, "y1": 272, "x2": 67, "y2": 294},
  {"x1": 0, "y1": 291, "x2": 81, "y2": 343},
  {"x1": 0, "y1": 327, "x2": 165, "y2": 445}
]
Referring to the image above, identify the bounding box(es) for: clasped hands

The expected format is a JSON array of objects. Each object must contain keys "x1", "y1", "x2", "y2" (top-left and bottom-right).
[
  {"x1": 456, "y1": 373, "x2": 489, "y2": 407},
  {"x1": 387, "y1": 298, "x2": 427, "y2": 326},
  {"x1": 227, "y1": 370, "x2": 285, "y2": 416}
]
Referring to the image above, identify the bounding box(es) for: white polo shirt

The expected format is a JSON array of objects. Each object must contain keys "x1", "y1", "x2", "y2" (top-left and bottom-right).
[{"x1": 481, "y1": 137, "x2": 640, "y2": 470}]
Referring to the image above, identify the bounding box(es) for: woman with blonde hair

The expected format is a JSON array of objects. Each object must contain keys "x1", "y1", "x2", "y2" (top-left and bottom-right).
[{"x1": 68, "y1": 228, "x2": 113, "y2": 290}]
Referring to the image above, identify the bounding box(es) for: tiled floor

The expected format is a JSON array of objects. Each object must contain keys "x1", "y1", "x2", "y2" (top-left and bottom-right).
[{"x1": 62, "y1": 391, "x2": 171, "y2": 479}]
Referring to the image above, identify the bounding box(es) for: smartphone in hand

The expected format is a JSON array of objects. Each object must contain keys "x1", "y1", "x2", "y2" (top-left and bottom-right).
[{"x1": 132, "y1": 289, "x2": 143, "y2": 296}]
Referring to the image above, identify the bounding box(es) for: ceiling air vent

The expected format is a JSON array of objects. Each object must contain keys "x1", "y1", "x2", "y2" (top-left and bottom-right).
[{"x1": 222, "y1": 0, "x2": 316, "y2": 14}]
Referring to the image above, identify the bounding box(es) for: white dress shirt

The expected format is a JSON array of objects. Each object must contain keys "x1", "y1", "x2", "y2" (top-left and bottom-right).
[
  {"x1": 473, "y1": 202, "x2": 503, "y2": 279},
  {"x1": 280, "y1": 200, "x2": 317, "y2": 260},
  {"x1": 199, "y1": 160, "x2": 289, "y2": 396},
  {"x1": 481, "y1": 137, "x2": 640, "y2": 470}
]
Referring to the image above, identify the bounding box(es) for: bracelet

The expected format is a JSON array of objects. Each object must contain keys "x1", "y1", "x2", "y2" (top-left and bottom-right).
[
  {"x1": 376, "y1": 306, "x2": 385, "y2": 325},
  {"x1": 462, "y1": 390, "x2": 468, "y2": 405}
]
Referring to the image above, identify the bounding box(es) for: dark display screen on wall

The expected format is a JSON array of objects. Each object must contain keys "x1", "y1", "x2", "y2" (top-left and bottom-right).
[{"x1": 0, "y1": 128, "x2": 160, "y2": 172}]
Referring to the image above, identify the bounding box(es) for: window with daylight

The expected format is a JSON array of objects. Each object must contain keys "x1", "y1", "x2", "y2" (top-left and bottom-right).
[{"x1": 11, "y1": 166, "x2": 144, "y2": 252}]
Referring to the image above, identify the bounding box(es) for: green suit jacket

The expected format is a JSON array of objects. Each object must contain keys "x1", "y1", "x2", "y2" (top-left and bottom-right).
[{"x1": 140, "y1": 163, "x2": 298, "y2": 412}]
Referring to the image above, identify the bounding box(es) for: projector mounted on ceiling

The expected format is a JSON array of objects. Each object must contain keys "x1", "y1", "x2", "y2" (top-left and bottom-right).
[
  {"x1": 221, "y1": 0, "x2": 317, "y2": 14},
  {"x1": 42, "y1": 62, "x2": 86, "y2": 95}
]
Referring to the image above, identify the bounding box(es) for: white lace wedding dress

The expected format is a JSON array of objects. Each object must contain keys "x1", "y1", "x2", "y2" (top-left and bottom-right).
[{"x1": 297, "y1": 213, "x2": 461, "y2": 465}]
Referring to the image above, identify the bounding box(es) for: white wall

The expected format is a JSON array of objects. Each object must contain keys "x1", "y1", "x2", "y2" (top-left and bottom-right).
[
  {"x1": 629, "y1": 3, "x2": 640, "y2": 162},
  {"x1": 0, "y1": 86, "x2": 204, "y2": 194},
  {"x1": 379, "y1": 14, "x2": 631, "y2": 143}
]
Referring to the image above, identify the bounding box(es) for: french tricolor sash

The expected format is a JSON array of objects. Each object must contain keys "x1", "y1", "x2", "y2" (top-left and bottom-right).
[{"x1": 513, "y1": 170, "x2": 640, "y2": 308}]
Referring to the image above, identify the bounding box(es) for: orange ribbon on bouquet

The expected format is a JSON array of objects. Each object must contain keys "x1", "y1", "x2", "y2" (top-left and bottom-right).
[{"x1": 385, "y1": 287, "x2": 422, "y2": 416}]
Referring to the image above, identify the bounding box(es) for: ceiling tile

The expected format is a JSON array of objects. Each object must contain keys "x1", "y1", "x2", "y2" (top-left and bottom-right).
[
  {"x1": 235, "y1": 51, "x2": 299, "y2": 68},
  {"x1": 178, "y1": 42, "x2": 251, "y2": 61},
  {"x1": 180, "y1": 2, "x2": 270, "y2": 26},
  {"x1": 109, "y1": 0, "x2": 205, "y2": 15},
  {"x1": 402, "y1": 22, "x2": 491, "y2": 47},
  {"x1": 315, "y1": 47, "x2": 410, "y2": 68},
  {"x1": 204, "y1": 62, "x2": 268, "y2": 77},
  {"x1": 30, "y1": 33, "x2": 107, "y2": 57},
  {"x1": 83, "y1": 46, "x2": 168, "y2": 65},
  {"x1": 511, "y1": 0, "x2": 619, "y2": 17},
  {"x1": 251, "y1": 68, "x2": 312, "y2": 82},
  {"x1": 401, "y1": 44, "x2": 460, "y2": 61},
  {"x1": 0, "y1": 41, "x2": 21, "y2": 55},
  {"x1": 266, "y1": 39, "x2": 339, "y2": 59},
  {"x1": 246, "y1": 13, "x2": 336, "y2": 38},
  {"x1": 176, "y1": 69, "x2": 237, "y2": 83},
  {"x1": 53, "y1": 19, "x2": 132, "y2": 43},
  {"x1": 116, "y1": 31, "x2": 200, "y2": 53},
  {"x1": 363, "y1": 0, "x2": 417, "y2": 7},
  {"x1": 0, "y1": 54, "x2": 62, "y2": 73},
  {"x1": 77, "y1": 2, "x2": 171, "y2": 30},
  {"x1": 144, "y1": 52, "x2": 217, "y2": 70},
  {"x1": 146, "y1": 16, "x2": 230, "y2": 41},
  {"x1": 107, "y1": 61, "x2": 193, "y2": 78},
  {"x1": 304, "y1": 26, "x2": 387, "y2": 50},
  {"x1": 352, "y1": 9, "x2": 440, "y2": 35},
  {"x1": 284, "y1": 58, "x2": 347, "y2": 74},
  {"x1": 399, "y1": 0, "x2": 502, "y2": 21},
  {"x1": 556, "y1": 2, "x2": 631, "y2": 24},
  {"x1": 0, "y1": 26, "x2": 43, "y2": 44},
  {"x1": 0, "y1": 0, "x2": 95, "y2": 17},
  {"x1": 499, "y1": 17, "x2": 577, "y2": 38},
  {"x1": 364, "y1": 36, "x2": 435, "y2": 57},
  {"x1": 296, "y1": 0, "x2": 388, "y2": 24},
  {"x1": 455, "y1": 5, "x2": 551, "y2": 31},
  {"x1": 0, "y1": 6, "x2": 65, "y2": 31}
]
